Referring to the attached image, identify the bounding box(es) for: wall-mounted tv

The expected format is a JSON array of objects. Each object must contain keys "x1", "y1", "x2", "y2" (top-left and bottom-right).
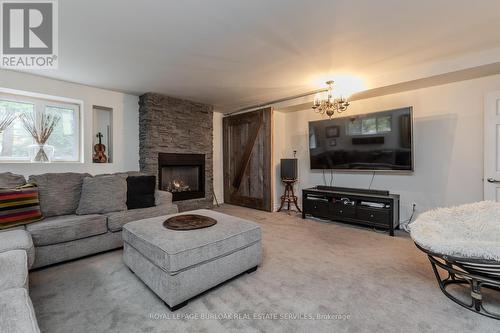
[{"x1": 308, "y1": 107, "x2": 413, "y2": 171}]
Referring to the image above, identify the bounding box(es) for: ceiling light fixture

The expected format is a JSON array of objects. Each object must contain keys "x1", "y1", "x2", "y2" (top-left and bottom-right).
[{"x1": 312, "y1": 80, "x2": 350, "y2": 118}]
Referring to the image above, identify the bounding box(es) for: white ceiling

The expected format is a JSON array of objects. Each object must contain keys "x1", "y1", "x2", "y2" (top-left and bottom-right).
[{"x1": 22, "y1": 0, "x2": 500, "y2": 111}]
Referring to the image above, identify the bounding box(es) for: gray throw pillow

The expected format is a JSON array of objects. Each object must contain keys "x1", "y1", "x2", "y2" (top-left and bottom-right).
[
  {"x1": 76, "y1": 174, "x2": 127, "y2": 215},
  {"x1": 29, "y1": 173, "x2": 89, "y2": 217},
  {"x1": 0, "y1": 172, "x2": 26, "y2": 188}
]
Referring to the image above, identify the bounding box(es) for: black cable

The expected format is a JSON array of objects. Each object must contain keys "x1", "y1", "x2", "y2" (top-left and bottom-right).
[
  {"x1": 330, "y1": 169, "x2": 334, "y2": 186},
  {"x1": 322, "y1": 169, "x2": 327, "y2": 186},
  {"x1": 402, "y1": 204, "x2": 417, "y2": 232},
  {"x1": 368, "y1": 172, "x2": 375, "y2": 189}
]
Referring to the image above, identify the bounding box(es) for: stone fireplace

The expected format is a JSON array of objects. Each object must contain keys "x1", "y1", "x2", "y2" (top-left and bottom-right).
[
  {"x1": 139, "y1": 93, "x2": 213, "y2": 211},
  {"x1": 158, "y1": 153, "x2": 205, "y2": 201}
]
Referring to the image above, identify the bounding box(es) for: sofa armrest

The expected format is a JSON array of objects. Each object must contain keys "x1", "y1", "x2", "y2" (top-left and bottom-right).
[
  {"x1": 0, "y1": 230, "x2": 35, "y2": 268},
  {"x1": 155, "y1": 190, "x2": 173, "y2": 206},
  {"x1": 0, "y1": 250, "x2": 29, "y2": 290},
  {"x1": 0, "y1": 226, "x2": 25, "y2": 233}
]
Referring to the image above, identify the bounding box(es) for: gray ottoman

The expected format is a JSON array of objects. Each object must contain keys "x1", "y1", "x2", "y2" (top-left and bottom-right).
[{"x1": 122, "y1": 209, "x2": 262, "y2": 310}]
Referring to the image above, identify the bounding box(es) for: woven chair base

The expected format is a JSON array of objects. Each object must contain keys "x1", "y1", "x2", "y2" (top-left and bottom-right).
[{"x1": 415, "y1": 243, "x2": 500, "y2": 320}]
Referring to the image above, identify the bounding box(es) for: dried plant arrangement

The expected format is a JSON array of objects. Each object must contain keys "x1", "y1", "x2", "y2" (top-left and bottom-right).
[
  {"x1": 0, "y1": 111, "x2": 16, "y2": 133},
  {"x1": 19, "y1": 112, "x2": 60, "y2": 162}
]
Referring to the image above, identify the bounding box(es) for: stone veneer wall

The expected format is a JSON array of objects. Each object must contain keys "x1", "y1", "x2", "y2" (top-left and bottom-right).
[{"x1": 139, "y1": 93, "x2": 214, "y2": 211}]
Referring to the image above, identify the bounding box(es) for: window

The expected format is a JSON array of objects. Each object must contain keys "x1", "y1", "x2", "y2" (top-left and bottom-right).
[
  {"x1": 376, "y1": 116, "x2": 391, "y2": 132},
  {"x1": 0, "y1": 100, "x2": 33, "y2": 159},
  {"x1": 361, "y1": 118, "x2": 377, "y2": 134},
  {"x1": 0, "y1": 93, "x2": 80, "y2": 162},
  {"x1": 347, "y1": 116, "x2": 392, "y2": 135}
]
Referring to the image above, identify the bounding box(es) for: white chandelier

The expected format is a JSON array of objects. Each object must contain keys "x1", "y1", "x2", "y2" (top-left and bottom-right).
[{"x1": 312, "y1": 80, "x2": 350, "y2": 118}]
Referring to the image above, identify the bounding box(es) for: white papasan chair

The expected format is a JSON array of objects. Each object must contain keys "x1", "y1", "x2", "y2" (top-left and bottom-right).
[{"x1": 410, "y1": 201, "x2": 500, "y2": 319}]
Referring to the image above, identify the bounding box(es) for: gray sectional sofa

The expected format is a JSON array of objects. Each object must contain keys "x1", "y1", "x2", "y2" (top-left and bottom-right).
[
  {"x1": 5, "y1": 172, "x2": 178, "y2": 268},
  {"x1": 0, "y1": 229, "x2": 39, "y2": 333},
  {"x1": 0, "y1": 172, "x2": 178, "y2": 332}
]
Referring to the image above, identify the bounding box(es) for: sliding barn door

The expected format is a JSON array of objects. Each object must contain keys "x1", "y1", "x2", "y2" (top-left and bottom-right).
[{"x1": 223, "y1": 107, "x2": 272, "y2": 211}]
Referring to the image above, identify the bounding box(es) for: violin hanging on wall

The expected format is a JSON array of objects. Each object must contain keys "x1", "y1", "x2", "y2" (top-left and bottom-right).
[{"x1": 93, "y1": 132, "x2": 108, "y2": 163}]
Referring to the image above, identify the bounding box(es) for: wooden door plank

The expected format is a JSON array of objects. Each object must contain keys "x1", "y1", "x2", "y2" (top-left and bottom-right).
[
  {"x1": 222, "y1": 116, "x2": 231, "y2": 204},
  {"x1": 232, "y1": 111, "x2": 263, "y2": 189},
  {"x1": 261, "y1": 108, "x2": 273, "y2": 211}
]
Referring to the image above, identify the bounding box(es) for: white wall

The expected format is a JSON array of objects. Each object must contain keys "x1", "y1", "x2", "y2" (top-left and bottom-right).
[
  {"x1": 273, "y1": 110, "x2": 287, "y2": 208},
  {"x1": 0, "y1": 70, "x2": 139, "y2": 178},
  {"x1": 213, "y1": 111, "x2": 224, "y2": 204},
  {"x1": 274, "y1": 74, "x2": 500, "y2": 221}
]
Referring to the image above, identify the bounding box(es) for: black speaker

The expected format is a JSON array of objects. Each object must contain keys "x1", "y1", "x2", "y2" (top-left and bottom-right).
[{"x1": 281, "y1": 158, "x2": 298, "y2": 180}]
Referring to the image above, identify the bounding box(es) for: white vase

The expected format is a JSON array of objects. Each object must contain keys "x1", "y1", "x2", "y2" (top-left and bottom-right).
[{"x1": 28, "y1": 144, "x2": 55, "y2": 163}]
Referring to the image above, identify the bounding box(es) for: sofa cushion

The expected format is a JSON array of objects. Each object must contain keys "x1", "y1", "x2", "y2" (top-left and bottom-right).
[
  {"x1": 28, "y1": 173, "x2": 89, "y2": 217},
  {"x1": 0, "y1": 229, "x2": 35, "y2": 268},
  {"x1": 106, "y1": 204, "x2": 178, "y2": 232},
  {"x1": 0, "y1": 250, "x2": 28, "y2": 291},
  {"x1": 122, "y1": 209, "x2": 262, "y2": 273},
  {"x1": 32, "y1": 231, "x2": 123, "y2": 269},
  {"x1": 76, "y1": 174, "x2": 127, "y2": 215},
  {"x1": 126, "y1": 175, "x2": 156, "y2": 209},
  {"x1": 0, "y1": 172, "x2": 26, "y2": 188},
  {"x1": 0, "y1": 288, "x2": 40, "y2": 333},
  {"x1": 0, "y1": 184, "x2": 43, "y2": 230},
  {"x1": 26, "y1": 214, "x2": 108, "y2": 246}
]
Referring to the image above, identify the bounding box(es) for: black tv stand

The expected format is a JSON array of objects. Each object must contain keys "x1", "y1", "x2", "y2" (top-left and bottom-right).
[{"x1": 302, "y1": 186, "x2": 400, "y2": 236}]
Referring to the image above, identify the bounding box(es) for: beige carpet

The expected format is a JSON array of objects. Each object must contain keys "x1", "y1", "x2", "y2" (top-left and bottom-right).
[{"x1": 30, "y1": 204, "x2": 499, "y2": 332}]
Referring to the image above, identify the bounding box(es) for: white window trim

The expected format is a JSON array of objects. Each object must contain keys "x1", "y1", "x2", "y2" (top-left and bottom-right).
[{"x1": 0, "y1": 88, "x2": 84, "y2": 163}]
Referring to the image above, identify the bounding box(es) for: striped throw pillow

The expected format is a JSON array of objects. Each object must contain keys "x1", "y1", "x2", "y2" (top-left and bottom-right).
[{"x1": 0, "y1": 184, "x2": 43, "y2": 230}]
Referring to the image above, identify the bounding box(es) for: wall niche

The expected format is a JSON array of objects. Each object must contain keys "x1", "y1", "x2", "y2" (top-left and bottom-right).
[{"x1": 92, "y1": 105, "x2": 113, "y2": 163}]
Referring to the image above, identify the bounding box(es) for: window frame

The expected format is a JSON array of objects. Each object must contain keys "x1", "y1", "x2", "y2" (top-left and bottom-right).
[{"x1": 0, "y1": 89, "x2": 83, "y2": 163}]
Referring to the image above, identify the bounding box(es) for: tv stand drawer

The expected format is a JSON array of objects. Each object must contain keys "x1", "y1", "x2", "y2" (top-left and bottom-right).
[
  {"x1": 331, "y1": 203, "x2": 356, "y2": 218},
  {"x1": 356, "y1": 207, "x2": 390, "y2": 226},
  {"x1": 304, "y1": 200, "x2": 330, "y2": 219}
]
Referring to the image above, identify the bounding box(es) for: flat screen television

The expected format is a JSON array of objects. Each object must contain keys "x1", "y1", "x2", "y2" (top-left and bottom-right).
[{"x1": 309, "y1": 107, "x2": 413, "y2": 171}]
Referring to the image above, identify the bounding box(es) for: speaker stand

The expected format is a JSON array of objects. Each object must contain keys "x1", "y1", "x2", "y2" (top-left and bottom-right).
[{"x1": 278, "y1": 180, "x2": 301, "y2": 212}]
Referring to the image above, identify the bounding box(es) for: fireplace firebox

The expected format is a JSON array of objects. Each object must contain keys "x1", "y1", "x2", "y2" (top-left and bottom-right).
[{"x1": 158, "y1": 153, "x2": 205, "y2": 201}]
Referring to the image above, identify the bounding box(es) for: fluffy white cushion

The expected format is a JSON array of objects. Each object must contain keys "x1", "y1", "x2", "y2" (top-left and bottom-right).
[{"x1": 410, "y1": 201, "x2": 500, "y2": 261}]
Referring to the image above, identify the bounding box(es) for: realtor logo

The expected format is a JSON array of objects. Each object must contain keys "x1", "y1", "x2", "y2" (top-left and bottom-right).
[{"x1": 1, "y1": 0, "x2": 58, "y2": 68}]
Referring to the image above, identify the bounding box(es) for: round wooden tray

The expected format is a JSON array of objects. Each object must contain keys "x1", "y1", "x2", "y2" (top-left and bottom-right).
[{"x1": 163, "y1": 214, "x2": 217, "y2": 230}]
